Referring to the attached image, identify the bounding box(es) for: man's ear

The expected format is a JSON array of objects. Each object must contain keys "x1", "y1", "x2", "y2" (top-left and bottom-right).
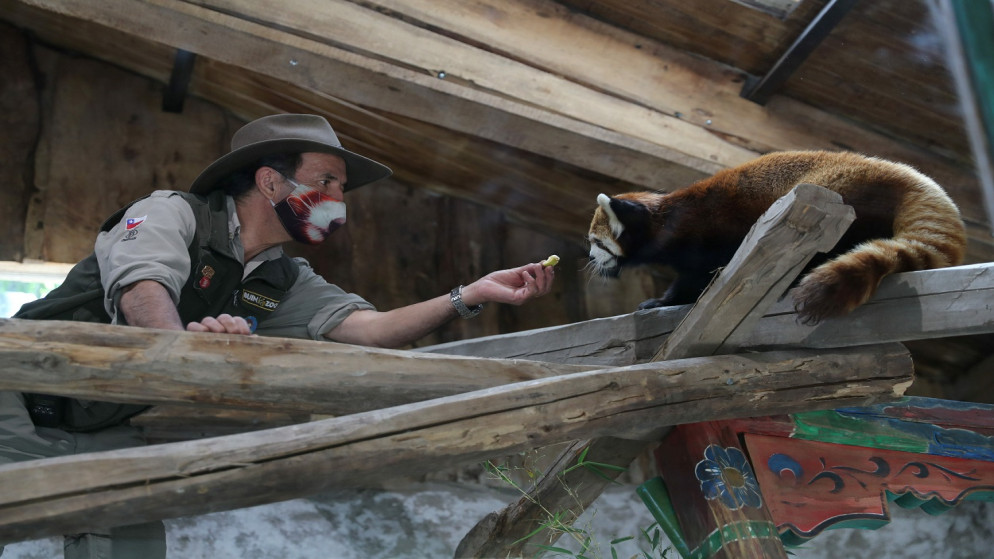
[{"x1": 255, "y1": 166, "x2": 282, "y2": 201}]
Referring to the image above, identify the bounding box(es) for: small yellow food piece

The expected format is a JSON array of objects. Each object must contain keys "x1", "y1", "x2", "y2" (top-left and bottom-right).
[{"x1": 541, "y1": 254, "x2": 560, "y2": 267}]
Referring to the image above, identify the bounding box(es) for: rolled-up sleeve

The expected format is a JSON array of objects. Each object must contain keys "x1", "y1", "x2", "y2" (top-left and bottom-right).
[
  {"x1": 94, "y1": 191, "x2": 196, "y2": 322},
  {"x1": 255, "y1": 258, "x2": 375, "y2": 340}
]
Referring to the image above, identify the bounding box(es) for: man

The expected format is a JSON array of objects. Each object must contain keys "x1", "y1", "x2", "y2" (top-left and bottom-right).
[{"x1": 1, "y1": 114, "x2": 555, "y2": 557}]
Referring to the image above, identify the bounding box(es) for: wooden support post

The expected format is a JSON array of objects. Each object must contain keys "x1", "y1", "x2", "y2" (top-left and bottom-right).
[
  {"x1": 454, "y1": 184, "x2": 857, "y2": 557},
  {"x1": 651, "y1": 422, "x2": 787, "y2": 558},
  {"x1": 656, "y1": 183, "x2": 854, "y2": 360}
]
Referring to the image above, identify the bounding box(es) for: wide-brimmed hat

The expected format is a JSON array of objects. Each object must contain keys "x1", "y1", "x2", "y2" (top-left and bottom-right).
[{"x1": 189, "y1": 114, "x2": 392, "y2": 194}]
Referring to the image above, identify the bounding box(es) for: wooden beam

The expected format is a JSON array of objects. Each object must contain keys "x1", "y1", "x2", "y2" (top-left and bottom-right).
[
  {"x1": 0, "y1": 343, "x2": 912, "y2": 543},
  {"x1": 5, "y1": 0, "x2": 991, "y2": 258},
  {"x1": 0, "y1": 318, "x2": 594, "y2": 415},
  {"x1": 656, "y1": 183, "x2": 854, "y2": 360},
  {"x1": 421, "y1": 262, "x2": 994, "y2": 366},
  {"x1": 8, "y1": 0, "x2": 749, "y2": 177},
  {"x1": 354, "y1": 0, "x2": 989, "y2": 225}
]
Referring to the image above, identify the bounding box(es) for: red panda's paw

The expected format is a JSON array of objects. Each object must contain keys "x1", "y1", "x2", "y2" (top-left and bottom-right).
[
  {"x1": 793, "y1": 263, "x2": 877, "y2": 324},
  {"x1": 638, "y1": 297, "x2": 670, "y2": 311}
]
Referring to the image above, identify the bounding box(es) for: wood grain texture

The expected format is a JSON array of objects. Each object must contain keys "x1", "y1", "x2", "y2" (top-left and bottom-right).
[
  {"x1": 0, "y1": 318, "x2": 594, "y2": 415},
  {"x1": 0, "y1": 343, "x2": 912, "y2": 543},
  {"x1": 422, "y1": 262, "x2": 994, "y2": 365},
  {"x1": 0, "y1": 23, "x2": 38, "y2": 262}
]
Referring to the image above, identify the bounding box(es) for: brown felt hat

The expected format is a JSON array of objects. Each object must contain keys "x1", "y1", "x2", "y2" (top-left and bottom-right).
[{"x1": 189, "y1": 114, "x2": 392, "y2": 194}]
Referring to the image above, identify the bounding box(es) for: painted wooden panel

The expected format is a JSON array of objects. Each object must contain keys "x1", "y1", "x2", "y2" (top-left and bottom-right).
[
  {"x1": 650, "y1": 423, "x2": 786, "y2": 558},
  {"x1": 641, "y1": 398, "x2": 994, "y2": 554},
  {"x1": 745, "y1": 433, "x2": 994, "y2": 544}
]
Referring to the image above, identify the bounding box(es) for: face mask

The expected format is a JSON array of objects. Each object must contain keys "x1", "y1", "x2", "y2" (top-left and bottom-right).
[{"x1": 271, "y1": 176, "x2": 346, "y2": 244}]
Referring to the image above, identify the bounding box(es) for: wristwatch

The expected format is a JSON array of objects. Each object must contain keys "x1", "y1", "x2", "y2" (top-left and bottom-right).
[{"x1": 450, "y1": 285, "x2": 483, "y2": 319}]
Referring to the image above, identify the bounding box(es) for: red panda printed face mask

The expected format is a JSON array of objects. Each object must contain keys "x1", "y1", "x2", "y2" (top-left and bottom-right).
[{"x1": 272, "y1": 175, "x2": 346, "y2": 244}]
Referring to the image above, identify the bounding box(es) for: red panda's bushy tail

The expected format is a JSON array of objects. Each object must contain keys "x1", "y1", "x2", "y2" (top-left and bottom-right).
[{"x1": 792, "y1": 175, "x2": 967, "y2": 324}]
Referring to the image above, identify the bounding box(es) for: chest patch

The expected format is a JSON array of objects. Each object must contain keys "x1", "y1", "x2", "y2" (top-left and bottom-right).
[{"x1": 240, "y1": 289, "x2": 281, "y2": 311}]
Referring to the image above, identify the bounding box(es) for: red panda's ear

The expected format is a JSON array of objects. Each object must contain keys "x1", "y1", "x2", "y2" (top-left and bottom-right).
[{"x1": 609, "y1": 197, "x2": 650, "y2": 225}]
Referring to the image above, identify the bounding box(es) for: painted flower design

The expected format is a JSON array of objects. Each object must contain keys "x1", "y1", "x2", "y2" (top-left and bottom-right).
[{"x1": 695, "y1": 444, "x2": 763, "y2": 510}]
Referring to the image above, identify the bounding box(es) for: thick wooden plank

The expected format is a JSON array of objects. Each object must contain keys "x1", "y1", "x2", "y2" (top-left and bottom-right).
[
  {"x1": 559, "y1": 0, "x2": 970, "y2": 168},
  {"x1": 129, "y1": 405, "x2": 309, "y2": 442},
  {"x1": 657, "y1": 183, "x2": 854, "y2": 360},
  {"x1": 11, "y1": 0, "x2": 746, "y2": 180},
  {"x1": 0, "y1": 319, "x2": 594, "y2": 415},
  {"x1": 421, "y1": 262, "x2": 994, "y2": 365},
  {"x1": 187, "y1": 0, "x2": 754, "y2": 170},
  {"x1": 24, "y1": 47, "x2": 232, "y2": 263},
  {"x1": 0, "y1": 343, "x2": 912, "y2": 543},
  {"x1": 360, "y1": 0, "x2": 989, "y2": 228},
  {"x1": 558, "y1": 0, "x2": 826, "y2": 74}
]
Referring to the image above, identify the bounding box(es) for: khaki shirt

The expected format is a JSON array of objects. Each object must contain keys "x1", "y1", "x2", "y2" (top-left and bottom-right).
[{"x1": 94, "y1": 190, "x2": 374, "y2": 340}]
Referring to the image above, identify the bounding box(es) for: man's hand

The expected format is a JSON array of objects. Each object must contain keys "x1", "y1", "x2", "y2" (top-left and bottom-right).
[
  {"x1": 461, "y1": 262, "x2": 555, "y2": 307},
  {"x1": 185, "y1": 314, "x2": 254, "y2": 335},
  {"x1": 121, "y1": 281, "x2": 253, "y2": 335}
]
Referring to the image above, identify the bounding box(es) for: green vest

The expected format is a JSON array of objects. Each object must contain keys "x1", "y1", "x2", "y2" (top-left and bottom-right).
[{"x1": 15, "y1": 190, "x2": 300, "y2": 432}]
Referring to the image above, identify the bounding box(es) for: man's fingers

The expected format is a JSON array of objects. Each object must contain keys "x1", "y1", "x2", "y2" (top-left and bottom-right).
[{"x1": 186, "y1": 314, "x2": 252, "y2": 335}]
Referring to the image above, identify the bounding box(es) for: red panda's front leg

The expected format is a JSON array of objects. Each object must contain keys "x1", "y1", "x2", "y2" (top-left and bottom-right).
[{"x1": 638, "y1": 269, "x2": 719, "y2": 310}]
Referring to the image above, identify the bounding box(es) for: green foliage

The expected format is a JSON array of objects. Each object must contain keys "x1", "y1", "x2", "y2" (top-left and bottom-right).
[
  {"x1": 561, "y1": 446, "x2": 629, "y2": 484},
  {"x1": 483, "y1": 445, "x2": 673, "y2": 559}
]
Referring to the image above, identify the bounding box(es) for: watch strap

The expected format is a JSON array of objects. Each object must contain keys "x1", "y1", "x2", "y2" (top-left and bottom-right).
[{"x1": 450, "y1": 285, "x2": 483, "y2": 319}]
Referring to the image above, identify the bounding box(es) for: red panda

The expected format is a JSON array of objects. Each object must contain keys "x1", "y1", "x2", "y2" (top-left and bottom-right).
[{"x1": 587, "y1": 150, "x2": 967, "y2": 323}]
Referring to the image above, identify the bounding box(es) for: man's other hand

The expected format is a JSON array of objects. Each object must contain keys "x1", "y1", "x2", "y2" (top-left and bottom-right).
[{"x1": 186, "y1": 314, "x2": 254, "y2": 335}]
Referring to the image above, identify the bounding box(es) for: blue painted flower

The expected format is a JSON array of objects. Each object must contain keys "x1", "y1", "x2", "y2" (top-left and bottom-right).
[{"x1": 695, "y1": 444, "x2": 763, "y2": 510}]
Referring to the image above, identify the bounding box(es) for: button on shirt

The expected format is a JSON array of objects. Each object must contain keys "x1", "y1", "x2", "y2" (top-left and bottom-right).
[{"x1": 94, "y1": 190, "x2": 374, "y2": 340}]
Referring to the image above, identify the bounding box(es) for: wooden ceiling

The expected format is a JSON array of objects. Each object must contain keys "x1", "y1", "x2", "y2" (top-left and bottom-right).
[
  {"x1": 3, "y1": 0, "x2": 990, "y2": 248},
  {"x1": 3, "y1": 0, "x2": 993, "y2": 395}
]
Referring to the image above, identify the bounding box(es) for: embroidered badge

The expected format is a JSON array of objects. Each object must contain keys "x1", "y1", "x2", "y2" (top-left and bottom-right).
[
  {"x1": 198, "y1": 265, "x2": 216, "y2": 289},
  {"x1": 241, "y1": 289, "x2": 280, "y2": 311},
  {"x1": 121, "y1": 229, "x2": 140, "y2": 242},
  {"x1": 125, "y1": 215, "x2": 147, "y2": 230}
]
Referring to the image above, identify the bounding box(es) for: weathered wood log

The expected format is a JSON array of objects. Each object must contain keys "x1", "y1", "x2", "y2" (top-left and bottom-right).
[
  {"x1": 0, "y1": 343, "x2": 912, "y2": 543},
  {"x1": 421, "y1": 261, "x2": 994, "y2": 366},
  {"x1": 0, "y1": 318, "x2": 592, "y2": 415},
  {"x1": 656, "y1": 183, "x2": 855, "y2": 360},
  {"x1": 454, "y1": 184, "x2": 853, "y2": 557},
  {"x1": 128, "y1": 405, "x2": 310, "y2": 442}
]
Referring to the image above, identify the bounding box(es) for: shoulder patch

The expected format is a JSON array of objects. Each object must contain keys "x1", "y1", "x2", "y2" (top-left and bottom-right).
[{"x1": 125, "y1": 215, "x2": 147, "y2": 230}]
